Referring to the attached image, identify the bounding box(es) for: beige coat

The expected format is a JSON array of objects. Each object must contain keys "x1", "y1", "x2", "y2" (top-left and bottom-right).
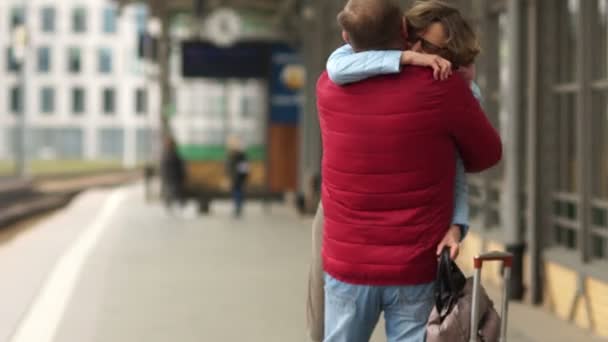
[{"x1": 307, "y1": 204, "x2": 325, "y2": 342}]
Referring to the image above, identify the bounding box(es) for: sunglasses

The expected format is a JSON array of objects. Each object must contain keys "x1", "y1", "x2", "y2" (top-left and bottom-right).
[
  {"x1": 407, "y1": 33, "x2": 448, "y2": 55},
  {"x1": 407, "y1": 32, "x2": 458, "y2": 68}
]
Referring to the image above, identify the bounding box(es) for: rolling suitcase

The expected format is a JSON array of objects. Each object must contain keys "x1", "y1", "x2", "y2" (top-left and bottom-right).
[{"x1": 470, "y1": 251, "x2": 513, "y2": 342}]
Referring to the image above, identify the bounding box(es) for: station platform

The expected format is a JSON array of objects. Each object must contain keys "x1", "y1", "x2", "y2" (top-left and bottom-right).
[{"x1": 0, "y1": 184, "x2": 603, "y2": 342}]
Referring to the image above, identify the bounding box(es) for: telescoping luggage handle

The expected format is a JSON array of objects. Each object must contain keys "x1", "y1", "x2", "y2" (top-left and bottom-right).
[{"x1": 469, "y1": 251, "x2": 513, "y2": 342}]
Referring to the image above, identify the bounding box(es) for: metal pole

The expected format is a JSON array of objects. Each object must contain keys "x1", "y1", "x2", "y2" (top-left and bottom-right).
[
  {"x1": 505, "y1": 0, "x2": 522, "y2": 246},
  {"x1": 143, "y1": 18, "x2": 155, "y2": 202},
  {"x1": 525, "y1": 0, "x2": 542, "y2": 304},
  {"x1": 577, "y1": 0, "x2": 593, "y2": 264},
  {"x1": 500, "y1": 266, "x2": 512, "y2": 342},
  {"x1": 504, "y1": 0, "x2": 525, "y2": 300},
  {"x1": 297, "y1": 0, "x2": 323, "y2": 213},
  {"x1": 222, "y1": 80, "x2": 229, "y2": 145},
  {"x1": 159, "y1": 11, "x2": 171, "y2": 134},
  {"x1": 479, "y1": 0, "x2": 500, "y2": 234},
  {"x1": 469, "y1": 268, "x2": 482, "y2": 342},
  {"x1": 15, "y1": 66, "x2": 27, "y2": 177}
]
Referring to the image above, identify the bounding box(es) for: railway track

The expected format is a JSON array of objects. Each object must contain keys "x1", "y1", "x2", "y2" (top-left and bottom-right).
[{"x1": 0, "y1": 170, "x2": 141, "y2": 228}]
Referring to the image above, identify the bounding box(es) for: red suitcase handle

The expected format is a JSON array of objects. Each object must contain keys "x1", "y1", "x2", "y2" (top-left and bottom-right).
[
  {"x1": 474, "y1": 251, "x2": 514, "y2": 269},
  {"x1": 470, "y1": 251, "x2": 513, "y2": 342}
]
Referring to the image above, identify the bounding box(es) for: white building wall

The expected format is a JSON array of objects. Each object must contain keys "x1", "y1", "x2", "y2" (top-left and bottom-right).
[{"x1": 0, "y1": 0, "x2": 159, "y2": 166}]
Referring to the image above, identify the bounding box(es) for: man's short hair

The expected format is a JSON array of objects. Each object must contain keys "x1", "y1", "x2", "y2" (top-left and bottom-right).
[
  {"x1": 337, "y1": 0, "x2": 404, "y2": 51},
  {"x1": 406, "y1": 0, "x2": 480, "y2": 67}
]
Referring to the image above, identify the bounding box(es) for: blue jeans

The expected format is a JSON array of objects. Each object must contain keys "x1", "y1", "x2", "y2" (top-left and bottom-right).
[
  {"x1": 324, "y1": 273, "x2": 434, "y2": 342},
  {"x1": 232, "y1": 186, "x2": 243, "y2": 217}
]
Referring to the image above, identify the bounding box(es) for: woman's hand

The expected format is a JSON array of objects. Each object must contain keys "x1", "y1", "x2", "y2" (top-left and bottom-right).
[{"x1": 401, "y1": 51, "x2": 452, "y2": 80}]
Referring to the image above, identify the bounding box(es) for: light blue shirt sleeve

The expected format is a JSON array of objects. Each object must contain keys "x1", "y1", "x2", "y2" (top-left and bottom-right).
[
  {"x1": 326, "y1": 44, "x2": 402, "y2": 85},
  {"x1": 451, "y1": 81, "x2": 483, "y2": 240},
  {"x1": 452, "y1": 155, "x2": 469, "y2": 234},
  {"x1": 470, "y1": 81, "x2": 483, "y2": 102}
]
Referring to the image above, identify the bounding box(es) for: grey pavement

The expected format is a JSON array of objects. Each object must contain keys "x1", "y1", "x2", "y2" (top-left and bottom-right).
[
  {"x1": 54, "y1": 185, "x2": 312, "y2": 342},
  {"x1": 0, "y1": 190, "x2": 117, "y2": 342},
  {"x1": 1, "y1": 184, "x2": 604, "y2": 341}
]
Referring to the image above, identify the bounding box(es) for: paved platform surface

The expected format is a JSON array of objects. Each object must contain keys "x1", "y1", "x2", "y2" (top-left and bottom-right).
[{"x1": 0, "y1": 184, "x2": 604, "y2": 341}]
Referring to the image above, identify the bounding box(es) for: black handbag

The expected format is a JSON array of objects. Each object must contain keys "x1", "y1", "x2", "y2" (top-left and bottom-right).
[{"x1": 434, "y1": 247, "x2": 467, "y2": 322}]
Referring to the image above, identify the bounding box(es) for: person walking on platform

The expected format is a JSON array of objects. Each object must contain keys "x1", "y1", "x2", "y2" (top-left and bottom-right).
[
  {"x1": 161, "y1": 135, "x2": 186, "y2": 213},
  {"x1": 226, "y1": 136, "x2": 249, "y2": 218},
  {"x1": 314, "y1": 1, "x2": 502, "y2": 341}
]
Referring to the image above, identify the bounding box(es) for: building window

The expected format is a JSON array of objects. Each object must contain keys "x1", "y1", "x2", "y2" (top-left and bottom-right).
[
  {"x1": 103, "y1": 88, "x2": 115, "y2": 114},
  {"x1": 40, "y1": 87, "x2": 54, "y2": 114},
  {"x1": 7, "y1": 47, "x2": 19, "y2": 72},
  {"x1": 590, "y1": 0, "x2": 608, "y2": 259},
  {"x1": 99, "y1": 128, "x2": 124, "y2": 160},
  {"x1": 41, "y1": 7, "x2": 55, "y2": 33},
  {"x1": 98, "y1": 48, "x2": 112, "y2": 73},
  {"x1": 551, "y1": 99, "x2": 579, "y2": 252},
  {"x1": 556, "y1": 0, "x2": 579, "y2": 84},
  {"x1": 469, "y1": 11, "x2": 507, "y2": 229},
  {"x1": 136, "y1": 88, "x2": 147, "y2": 115},
  {"x1": 68, "y1": 47, "x2": 82, "y2": 73},
  {"x1": 37, "y1": 47, "x2": 51, "y2": 72},
  {"x1": 72, "y1": 7, "x2": 86, "y2": 33},
  {"x1": 556, "y1": 94, "x2": 578, "y2": 193},
  {"x1": 10, "y1": 7, "x2": 24, "y2": 30},
  {"x1": 136, "y1": 128, "x2": 153, "y2": 161},
  {"x1": 103, "y1": 7, "x2": 117, "y2": 33},
  {"x1": 551, "y1": 0, "x2": 580, "y2": 251},
  {"x1": 29, "y1": 128, "x2": 84, "y2": 159},
  {"x1": 72, "y1": 88, "x2": 85, "y2": 114},
  {"x1": 593, "y1": 0, "x2": 608, "y2": 80},
  {"x1": 592, "y1": 90, "x2": 608, "y2": 258},
  {"x1": 592, "y1": 0, "x2": 608, "y2": 79},
  {"x1": 241, "y1": 97, "x2": 253, "y2": 118},
  {"x1": 10, "y1": 86, "x2": 22, "y2": 114},
  {"x1": 135, "y1": 6, "x2": 148, "y2": 34}
]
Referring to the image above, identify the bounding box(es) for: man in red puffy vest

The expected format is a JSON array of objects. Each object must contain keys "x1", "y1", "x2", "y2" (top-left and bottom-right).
[{"x1": 317, "y1": 0, "x2": 502, "y2": 341}]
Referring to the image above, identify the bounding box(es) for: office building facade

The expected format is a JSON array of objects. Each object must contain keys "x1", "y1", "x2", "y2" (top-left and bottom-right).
[{"x1": 0, "y1": 0, "x2": 160, "y2": 168}]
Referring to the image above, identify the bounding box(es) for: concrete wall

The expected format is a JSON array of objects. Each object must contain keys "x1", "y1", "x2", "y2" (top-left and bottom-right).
[{"x1": 543, "y1": 263, "x2": 608, "y2": 337}]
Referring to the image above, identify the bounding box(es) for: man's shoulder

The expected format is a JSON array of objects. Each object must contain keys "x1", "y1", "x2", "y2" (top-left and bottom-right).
[{"x1": 316, "y1": 71, "x2": 335, "y2": 92}]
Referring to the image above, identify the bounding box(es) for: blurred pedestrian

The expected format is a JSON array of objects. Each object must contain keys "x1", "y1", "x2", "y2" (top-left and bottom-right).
[
  {"x1": 143, "y1": 163, "x2": 155, "y2": 203},
  {"x1": 226, "y1": 136, "x2": 249, "y2": 218},
  {"x1": 161, "y1": 135, "x2": 186, "y2": 212}
]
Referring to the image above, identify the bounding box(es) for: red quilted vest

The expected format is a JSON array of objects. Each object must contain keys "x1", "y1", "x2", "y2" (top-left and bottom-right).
[{"x1": 317, "y1": 67, "x2": 501, "y2": 286}]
